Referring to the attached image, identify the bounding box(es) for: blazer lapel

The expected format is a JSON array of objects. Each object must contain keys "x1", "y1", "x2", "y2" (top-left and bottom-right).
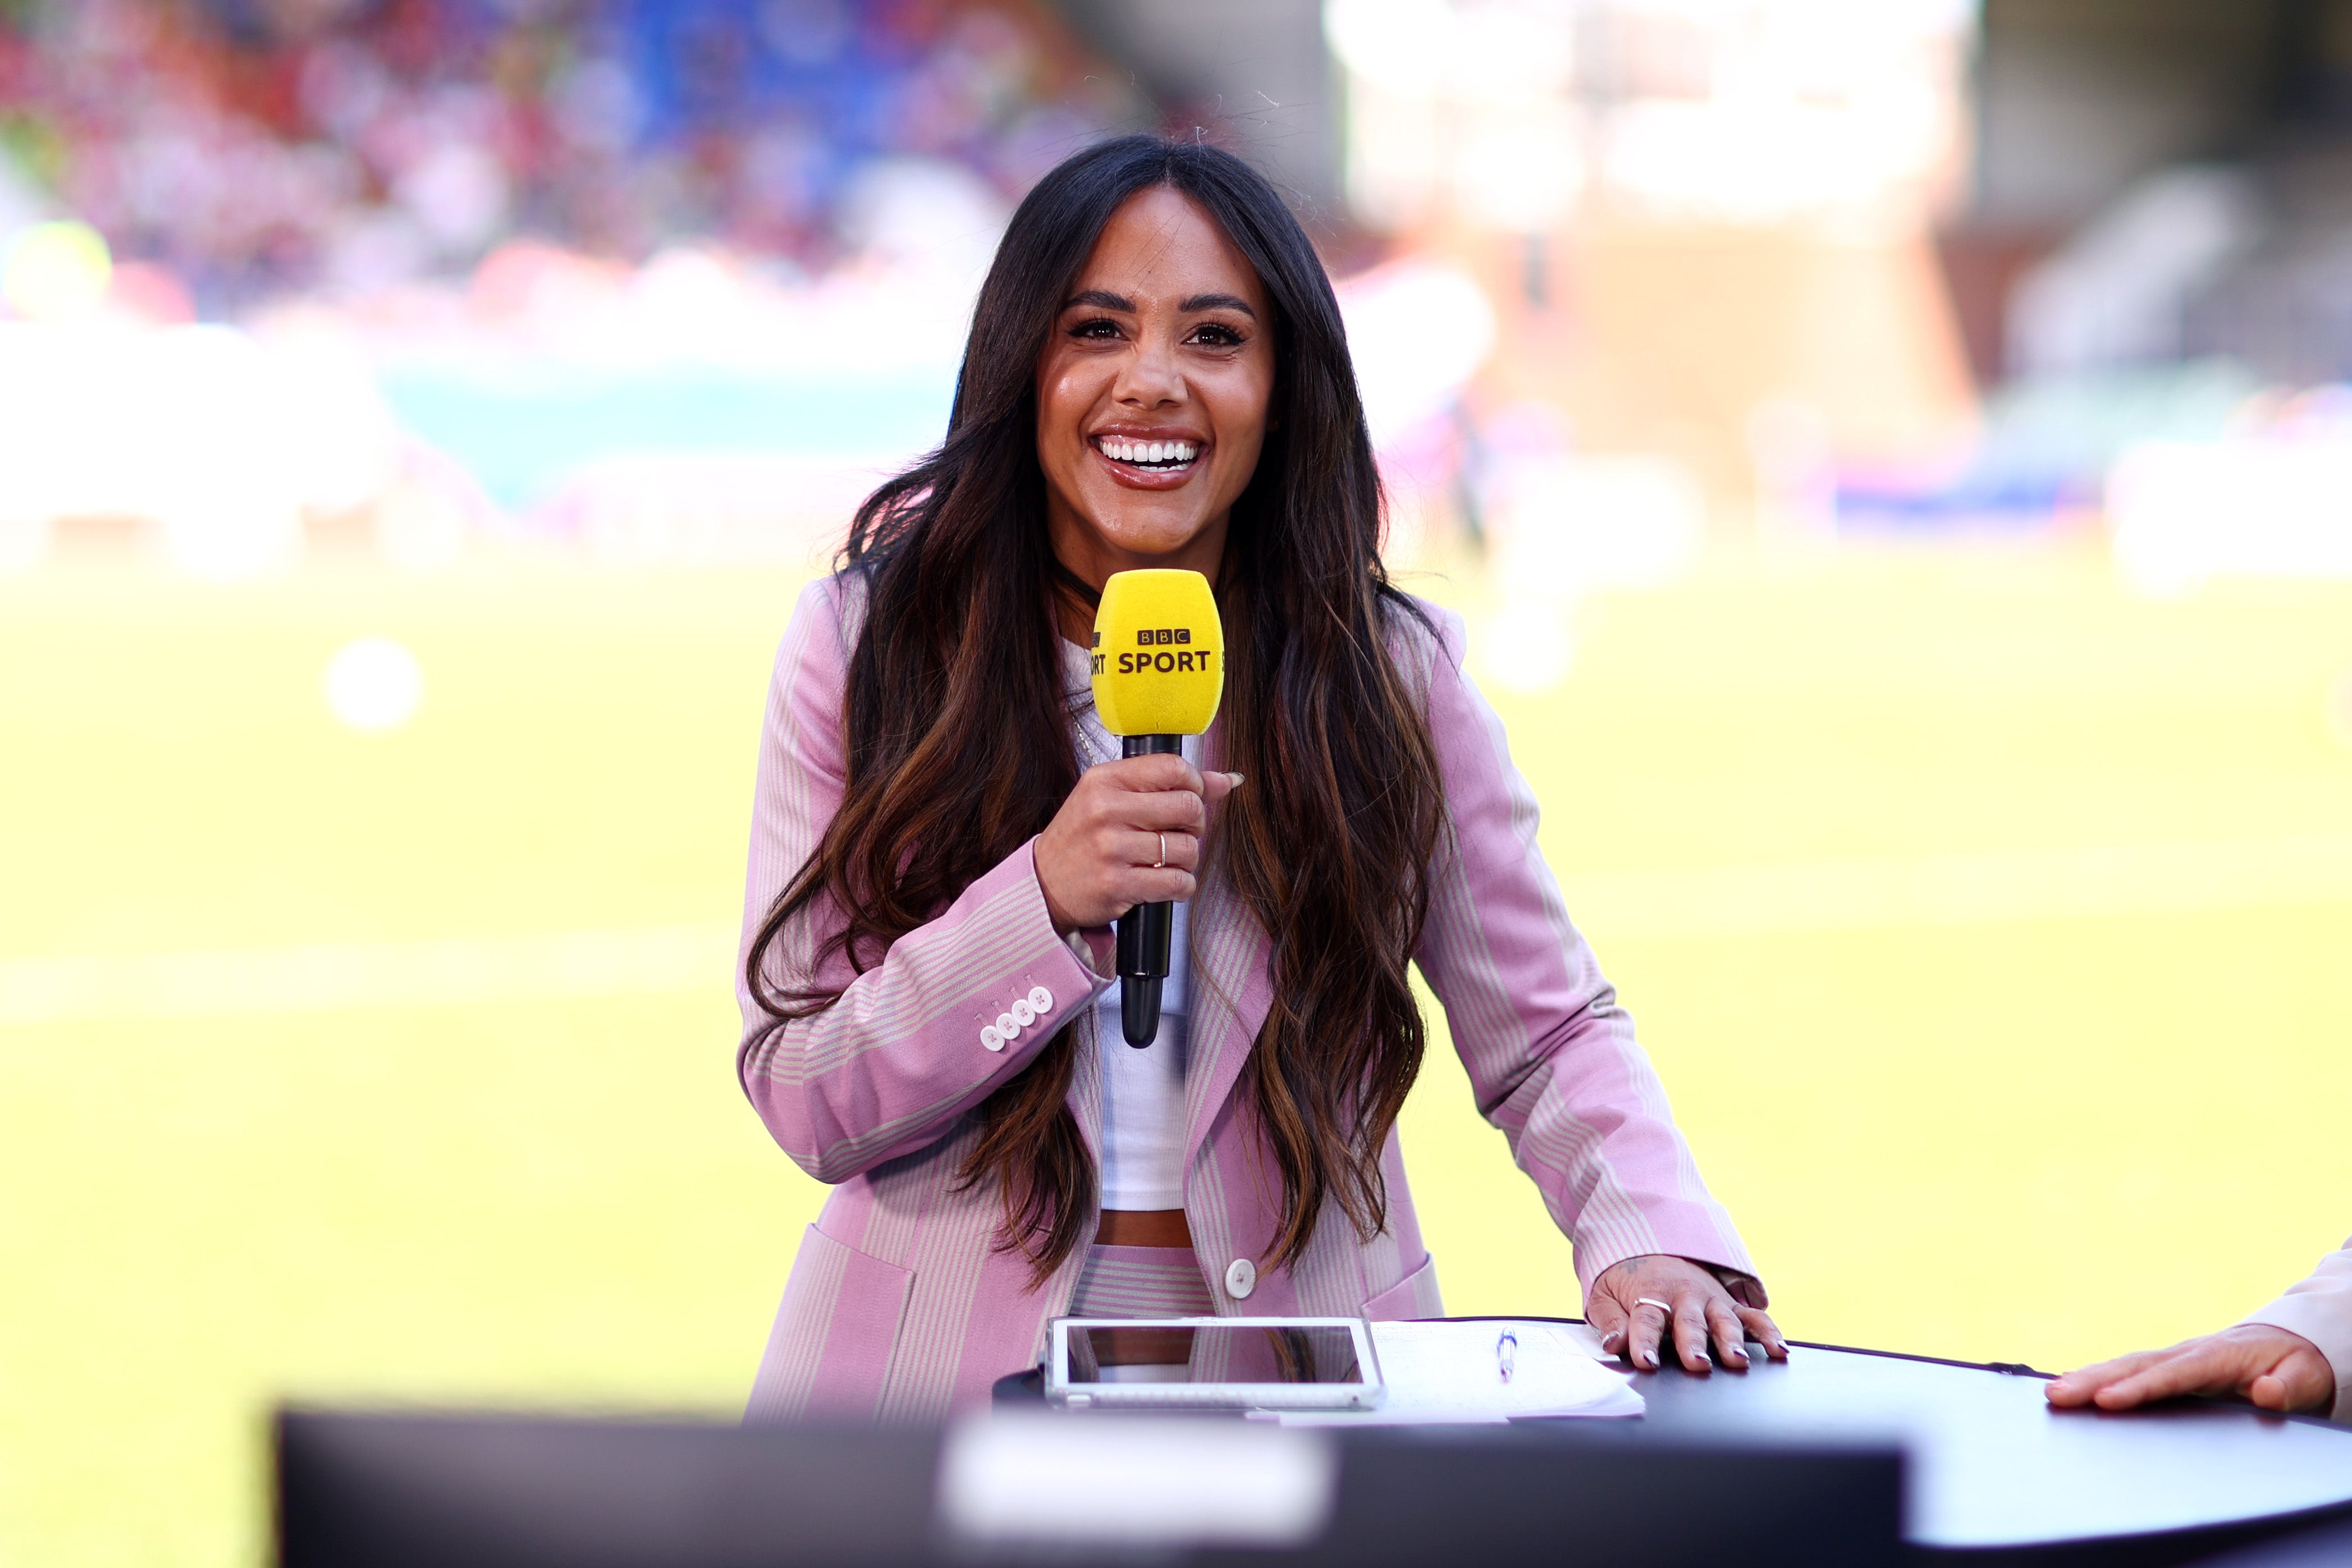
[{"x1": 1182, "y1": 720, "x2": 1275, "y2": 1172}]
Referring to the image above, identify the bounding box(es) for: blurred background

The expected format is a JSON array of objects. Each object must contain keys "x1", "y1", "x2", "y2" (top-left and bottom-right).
[{"x1": 4, "y1": 1, "x2": 2351, "y2": 1562}]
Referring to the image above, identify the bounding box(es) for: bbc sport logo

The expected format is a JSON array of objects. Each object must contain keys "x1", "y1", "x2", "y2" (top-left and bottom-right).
[{"x1": 1106, "y1": 648, "x2": 1215, "y2": 675}]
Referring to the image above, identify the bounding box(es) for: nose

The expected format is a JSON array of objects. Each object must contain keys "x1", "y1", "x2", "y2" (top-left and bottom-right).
[{"x1": 1111, "y1": 325, "x2": 1184, "y2": 409}]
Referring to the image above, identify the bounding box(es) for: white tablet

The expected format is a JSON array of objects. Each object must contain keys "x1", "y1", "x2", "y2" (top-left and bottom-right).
[{"x1": 1045, "y1": 1317, "x2": 1384, "y2": 1411}]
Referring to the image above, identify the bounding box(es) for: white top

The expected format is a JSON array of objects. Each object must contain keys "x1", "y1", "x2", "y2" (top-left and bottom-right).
[
  {"x1": 1092, "y1": 898, "x2": 1189, "y2": 1209},
  {"x1": 1065, "y1": 639, "x2": 1192, "y2": 1213}
]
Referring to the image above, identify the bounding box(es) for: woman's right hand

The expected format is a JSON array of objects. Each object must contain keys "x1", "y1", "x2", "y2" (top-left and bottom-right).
[{"x1": 1035, "y1": 755, "x2": 1241, "y2": 933}]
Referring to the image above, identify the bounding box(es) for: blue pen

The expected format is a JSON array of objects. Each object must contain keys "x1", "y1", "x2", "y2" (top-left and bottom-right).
[{"x1": 1496, "y1": 1329, "x2": 1517, "y2": 1384}]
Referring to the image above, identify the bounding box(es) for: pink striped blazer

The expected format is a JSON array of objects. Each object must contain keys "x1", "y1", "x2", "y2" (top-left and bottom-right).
[{"x1": 736, "y1": 572, "x2": 1759, "y2": 1422}]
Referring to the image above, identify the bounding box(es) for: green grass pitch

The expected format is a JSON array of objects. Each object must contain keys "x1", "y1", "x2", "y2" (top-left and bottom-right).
[{"x1": 3, "y1": 544, "x2": 2349, "y2": 1565}]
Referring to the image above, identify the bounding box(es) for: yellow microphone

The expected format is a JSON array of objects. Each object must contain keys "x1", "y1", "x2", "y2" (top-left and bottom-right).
[{"x1": 1090, "y1": 569, "x2": 1225, "y2": 1047}]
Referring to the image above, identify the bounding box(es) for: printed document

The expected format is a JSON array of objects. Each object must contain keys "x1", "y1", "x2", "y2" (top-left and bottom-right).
[{"x1": 1268, "y1": 1319, "x2": 1644, "y2": 1426}]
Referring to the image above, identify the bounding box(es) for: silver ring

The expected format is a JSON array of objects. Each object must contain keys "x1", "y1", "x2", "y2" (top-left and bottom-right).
[
  {"x1": 1154, "y1": 832, "x2": 1166, "y2": 869},
  {"x1": 1633, "y1": 1296, "x2": 1674, "y2": 1316}
]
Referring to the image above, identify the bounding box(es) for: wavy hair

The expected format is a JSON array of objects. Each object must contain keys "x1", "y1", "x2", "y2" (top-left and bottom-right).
[{"x1": 747, "y1": 134, "x2": 1445, "y2": 1281}]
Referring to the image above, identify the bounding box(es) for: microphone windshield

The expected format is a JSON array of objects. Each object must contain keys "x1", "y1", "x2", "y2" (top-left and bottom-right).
[{"x1": 1089, "y1": 569, "x2": 1225, "y2": 737}]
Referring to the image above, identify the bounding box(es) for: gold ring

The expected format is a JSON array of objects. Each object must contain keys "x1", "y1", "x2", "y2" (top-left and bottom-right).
[{"x1": 1155, "y1": 832, "x2": 1166, "y2": 869}]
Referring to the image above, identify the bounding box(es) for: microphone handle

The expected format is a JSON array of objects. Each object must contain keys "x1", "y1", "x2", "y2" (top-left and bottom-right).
[{"x1": 1116, "y1": 735, "x2": 1182, "y2": 1047}]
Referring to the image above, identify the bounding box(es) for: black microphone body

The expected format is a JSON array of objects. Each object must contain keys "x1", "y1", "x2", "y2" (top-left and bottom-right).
[{"x1": 1116, "y1": 733, "x2": 1182, "y2": 1046}]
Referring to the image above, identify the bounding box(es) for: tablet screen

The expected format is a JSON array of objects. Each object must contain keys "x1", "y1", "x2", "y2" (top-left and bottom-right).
[{"x1": 1065, "y1": 1323, "x2": 1367, "y2": 1385}]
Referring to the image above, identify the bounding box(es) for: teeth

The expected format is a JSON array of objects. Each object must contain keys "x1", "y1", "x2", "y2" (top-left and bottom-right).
[{"x1": 1097, "y1": 437, "x2": 1198, "y2": 466}]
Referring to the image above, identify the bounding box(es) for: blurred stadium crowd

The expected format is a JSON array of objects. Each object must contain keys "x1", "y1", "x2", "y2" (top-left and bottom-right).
[
  {"x1": 0, "y1": 0, "x2": 1130, "y2": 306},
  {"x1": 0, "y1": 0, "x2": 1155, "y2": 580},
  {"x1": 2, "y1": 0, "x2": 2350, "y2": 612}
]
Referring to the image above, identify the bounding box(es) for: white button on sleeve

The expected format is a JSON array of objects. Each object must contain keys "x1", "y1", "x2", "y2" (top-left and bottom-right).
[
  {"x1": 1224, "y1": 1258, "x2": 1257, "y2": 1300},
  {"x1": 1010, "y1": 998, "x2": 1036, "y2": 1028},
  {"x1": 1028, "y1": 985, "x2": 1054, "y2": 1013},
  {"x1": 980, "y1": 1025, "x2": 1005, "y2": 1053},
  {"x1": 996, "y1": 1012, "x2": 1021, "y2": 1041}
]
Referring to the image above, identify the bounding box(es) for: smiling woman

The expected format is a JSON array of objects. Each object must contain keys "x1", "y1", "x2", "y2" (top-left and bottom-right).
[
  {"x1": 733, "y1": 134, "x2": 1780, "y2": 1420},
  {"x1": 1034, "y1": 193, "x2": 1273, "y2": 590}
]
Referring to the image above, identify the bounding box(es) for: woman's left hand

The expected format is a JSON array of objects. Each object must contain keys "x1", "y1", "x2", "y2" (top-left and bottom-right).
[{"x1": 1587, "y1": 1254, "x2": 1788, "y2": 1373}]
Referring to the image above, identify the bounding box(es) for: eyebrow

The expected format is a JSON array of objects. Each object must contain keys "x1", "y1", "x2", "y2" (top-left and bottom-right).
[
  {"x1": 1180, "y1": 292, "x2": 1257, "y2": 317},
  {"x1": 1061, "y1": 288, "x2": 1259, "y2": 319}
]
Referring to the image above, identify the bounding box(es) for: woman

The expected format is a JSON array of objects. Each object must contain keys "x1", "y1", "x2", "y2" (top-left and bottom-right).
[{"x1": 736, "y1": 134, "x2": 1783, "y2": 1421}]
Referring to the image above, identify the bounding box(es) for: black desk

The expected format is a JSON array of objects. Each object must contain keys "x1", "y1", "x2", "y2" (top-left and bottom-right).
[
  {"x1": 1584, "y1": 1332, "x2": 2352, "y2": 1563},
  {"x1": 278, "y1": 1408, "x2": 1905, "y2": 1566},
  {"x1": 276, "y1": 1332, "x2": 2352, "y2": 1567},
  {"x1": 997, "y1": 1328, "x2": 2352, "y2": 1563}
]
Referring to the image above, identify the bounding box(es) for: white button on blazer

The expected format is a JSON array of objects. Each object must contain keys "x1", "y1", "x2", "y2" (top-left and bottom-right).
[{"x1": 979, "y1": 987, "x2": 1056, "y2": 1053}]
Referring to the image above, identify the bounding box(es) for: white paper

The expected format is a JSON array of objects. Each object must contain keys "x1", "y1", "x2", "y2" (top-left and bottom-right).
[{"x1": 1266, "y1": 1319, "x2": 1644, "y2": 1427}]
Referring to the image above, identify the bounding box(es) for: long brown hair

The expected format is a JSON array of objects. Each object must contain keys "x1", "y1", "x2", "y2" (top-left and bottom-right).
[{"x1": 747, "y1": 135, "x2": 1445, "y2": 1280}]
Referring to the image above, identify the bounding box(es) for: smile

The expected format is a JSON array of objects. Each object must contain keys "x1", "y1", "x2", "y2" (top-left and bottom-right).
[{"x1": 1093, "y1": 435, "x2": 1200, "y2": 471}]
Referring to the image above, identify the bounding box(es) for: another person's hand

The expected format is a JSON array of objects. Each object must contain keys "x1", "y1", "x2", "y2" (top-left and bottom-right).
[
  {"x1": 1587, "y1": 1254, "x2": 1788, "y2": 1374},
  {"x1": 2045, "y1": 1324, "x2": 2334, "y2": 1414},
  {"x1": 1035, "y1": 755, "x2": 1241, "y2": 933}
]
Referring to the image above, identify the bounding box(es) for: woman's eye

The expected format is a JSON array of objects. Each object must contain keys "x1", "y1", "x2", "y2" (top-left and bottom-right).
[
  {"x1": 1070, "y1": 317, "x2": 1121, "y2": 340},
  {"x1": 1189, "y1": 323, "x2": 1244, "y2": 347}
]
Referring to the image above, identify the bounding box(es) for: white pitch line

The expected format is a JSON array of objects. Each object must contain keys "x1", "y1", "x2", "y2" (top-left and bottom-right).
[
  {"x1": 0, "y1": 925, "x2": 738, "y2": 1028},
  {"x1": 4, "y1": 833, "x2": 2351, "y2": 1026}
]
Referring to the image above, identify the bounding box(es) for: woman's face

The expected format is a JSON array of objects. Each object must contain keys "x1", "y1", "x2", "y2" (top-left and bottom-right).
[{"x1": 1036, "y1": 185, "x2": 1275, "y2": 591}]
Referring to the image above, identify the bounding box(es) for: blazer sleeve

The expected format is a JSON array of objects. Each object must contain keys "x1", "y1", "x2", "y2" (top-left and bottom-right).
[
  {"x1": 1406, "y1": 601, "x2": 1760, "y2": 1299},
  {"x1": 734, "y1": 575, "x2": 1113, "y2": 1184},
  {"x1": 2239, "y1": 1238, "x2": 2352, "y2": 1422}
]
